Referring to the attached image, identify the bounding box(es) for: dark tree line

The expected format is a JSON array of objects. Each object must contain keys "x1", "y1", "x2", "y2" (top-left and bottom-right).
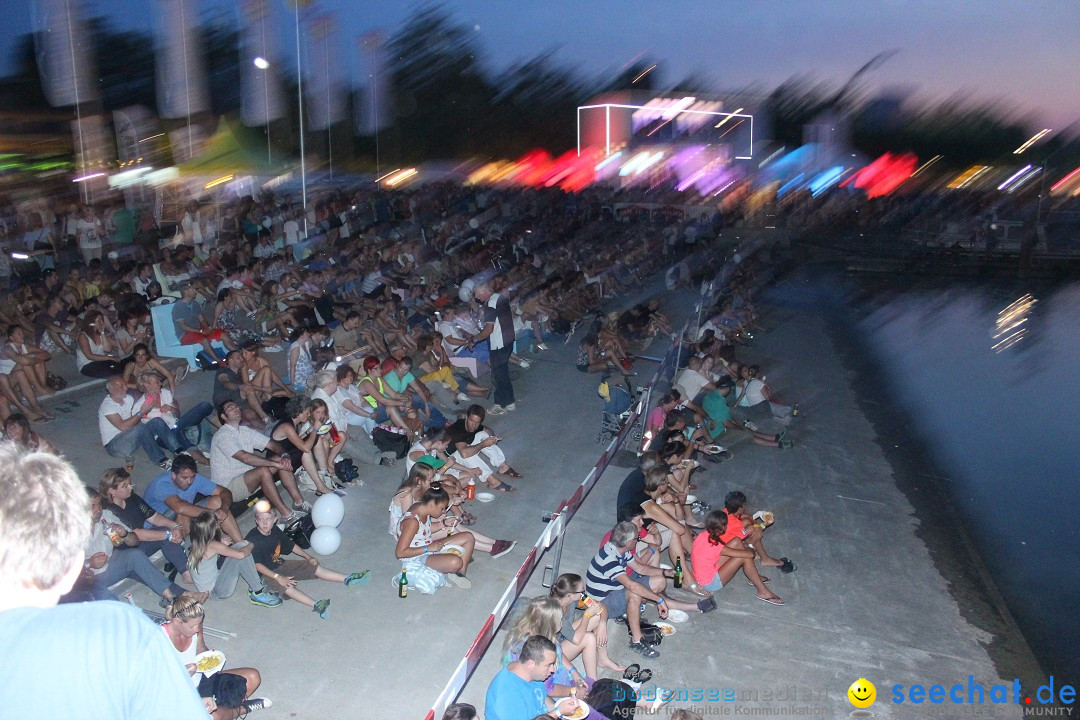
[{"x1": 4, "y1": 4, "x2": 1072, "y2": 169}]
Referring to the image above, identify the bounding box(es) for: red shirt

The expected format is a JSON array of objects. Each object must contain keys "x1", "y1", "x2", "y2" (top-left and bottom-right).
[{"x1": 718, "y1": 508, "x2": 750, "y2": 545}]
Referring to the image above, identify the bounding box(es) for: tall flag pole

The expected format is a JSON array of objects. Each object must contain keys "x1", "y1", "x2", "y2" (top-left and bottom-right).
[
  {"x1": 291, "y1": 0, "x2": 309, "y2": 237},
  {"x1": 241, "y1": 0, "x2": 284, "y2": 164},
  {"x1": 156, "y1": 0, "x2": 209, "y2": 163},
  {"x1": 33, "y1": 0, "x2": 100, "y2": 201},
  {"x1": 307, "y1": 12, "x2": 343, "y2": 178},
  {"x1": 357, "y1": 30, "x2": 389, "y2": 179}
]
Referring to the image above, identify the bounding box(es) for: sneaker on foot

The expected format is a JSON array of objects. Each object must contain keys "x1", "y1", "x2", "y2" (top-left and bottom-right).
[
  {"x1": 313, "y1": 598, "x2": 330, "y2": 619},
  {"x1": 504, "y1": 402, "x2": 517, "y2": 412},
  {"x1": 517, "y1": 359, "x2": 531, "y2": 369},
  {"x1": 456, "y1": 392, "x2": 469, "y2": 403},
  {"x1": 489, "y1": 404, "x2": 508, "y2": 415},
  {"x1": 344, "y1": 571, "x2": 371, "y2": 587},
  {"x1": 490, "y1": 540, "x2": 517, "y2": 559},
  {"x1": 628, "y1": 640, "x2": 660, "y2": 658},
  {"x1": 242, "y1": 698, "x2": 272, "y2": 714},
  {"x1": 157, "y1": 458, "x2": 171, "y2": 470},
  {"x1": 697, "y1": 595, "x2": 717, "y2": 613},
  {"x1": 780, "y1": 438, "x2": 794, "y2": 449},
  {"x1": 536, "y1": 343, "x2": 549, "y2": 351},
  {"x1": 249, "y1": 588, "x2": 283, "y2": 608}
]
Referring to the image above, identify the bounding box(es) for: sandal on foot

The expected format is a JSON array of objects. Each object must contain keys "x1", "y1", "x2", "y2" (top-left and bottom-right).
[
  {"x1": 633, "y1": 668, "x2": 653, "y2": 684},
  {"x1": 622, "y1": 664, "x2": 641, "y2": 680},
  {"x1": 501, "y1": 467, "x2": 524, "y2": 479},
  {"x1": 492, "y1": 481, "x2": 515, "y2": 493},
  {"x1": 747, "y1": 576, "x2": 771, "y2": 586},
  {"x1": 757, "y1": 594, "x2": 785, "y2": 606}
]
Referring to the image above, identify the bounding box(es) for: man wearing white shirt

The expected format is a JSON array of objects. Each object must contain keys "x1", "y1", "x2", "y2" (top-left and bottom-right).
[
  {"x1": 473, "y1": 280, "x2": 516, "y2": 414},
  {"x1": 98, "y1": 377, "x2": 180, "y2": 469},
  {"x1": 209, "y1": 400, "x2": 308, "y2": 524}
]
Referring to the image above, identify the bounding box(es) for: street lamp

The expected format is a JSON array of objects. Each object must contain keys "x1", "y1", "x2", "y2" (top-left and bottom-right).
[{"x1": 253, "y1": 56, "x2": 269, "y2": 70}]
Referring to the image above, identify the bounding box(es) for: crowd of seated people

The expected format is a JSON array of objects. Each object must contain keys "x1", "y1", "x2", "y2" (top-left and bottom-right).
[{"x1": 0, "y1": 180, "x2": 796, "y2": 719}]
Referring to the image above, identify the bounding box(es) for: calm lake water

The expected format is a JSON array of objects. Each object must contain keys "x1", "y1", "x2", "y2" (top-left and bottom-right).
[{"x1": 858, "y1": 280, "x2": 1080, "y2": 680}]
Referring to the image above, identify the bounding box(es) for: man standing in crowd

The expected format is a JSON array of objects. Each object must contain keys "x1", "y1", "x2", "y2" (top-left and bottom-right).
[
  {"x1": 0, "y1": 444, "x2": 207, "y2": 717},
  {"x1": 472, "y1": 280, "x2": 516, "y2": 415}
]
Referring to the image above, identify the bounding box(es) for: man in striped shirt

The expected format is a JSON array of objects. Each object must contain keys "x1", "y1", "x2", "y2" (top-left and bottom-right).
[{"x1": 585, "y1": 522, "x2": 715, "y2": 658}]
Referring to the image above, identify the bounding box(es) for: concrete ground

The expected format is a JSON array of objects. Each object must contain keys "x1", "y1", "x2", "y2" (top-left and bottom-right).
[{"x1": 40, "y1": 272, "x2": 1037, "y2": 720}]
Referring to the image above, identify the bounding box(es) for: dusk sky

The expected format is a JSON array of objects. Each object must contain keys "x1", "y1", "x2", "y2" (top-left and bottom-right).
[{"x1": 6, "y1": 0, "x2": 1080, "y2": 130}]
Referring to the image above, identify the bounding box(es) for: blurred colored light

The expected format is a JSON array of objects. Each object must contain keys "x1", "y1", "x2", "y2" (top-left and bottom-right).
[
  {"x1": 998, "y1": 165, "x2": 1032, "y2": 191},
  {"x1": 204, "y1": 174, "x2": 234, "y2": 189},
  {"x1": 1050, "y1": 166, "x2": 1080, "y2": 192},
  {"x1": 1013, "y1": 129, "x2": 1051, "y2": 154},
  {"x1": 253, "y1": 57, "x2": 270, "y2": 70}
]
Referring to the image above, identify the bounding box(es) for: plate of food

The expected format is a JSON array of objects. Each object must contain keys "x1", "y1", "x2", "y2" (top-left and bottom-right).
[
  {"x1": 194, "y1": 650, "x2": 226, "y2": 677},
  {"x1": 440, "y1": 544, "x2": 465, "y2": 557},
  {"x1": 475, "y1": 492, "x2": 495, "y2": 503},
  {"x1": 654, "y1": 621, "x2": 676, "y2": 637},
  {"x1": 753, "y1": 510, "x2": 775, "y2": 527},
  {"x1": 666, "y1": 608, "x2": 689, "y2": 624},
  {"x1": 560, "y1": 699, "x2": 590, "y2": 720}
]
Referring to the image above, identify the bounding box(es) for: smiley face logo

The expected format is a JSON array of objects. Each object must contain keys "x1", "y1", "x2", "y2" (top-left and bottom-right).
[{"x1": 848, "y1": 678, "x2": 876, "y2": 708}]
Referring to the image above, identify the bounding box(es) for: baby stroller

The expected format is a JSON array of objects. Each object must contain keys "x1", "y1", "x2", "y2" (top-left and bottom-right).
[{"x1": 596, "y1": 375, "x2": 634, "y2": 444}]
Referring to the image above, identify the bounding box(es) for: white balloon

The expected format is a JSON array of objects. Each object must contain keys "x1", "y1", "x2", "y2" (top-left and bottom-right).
[
  {"x1": 311, "y1": 493, "x2": 345, "y2": 528},
  {"x1": 308, "y1": 526, "x2": 341, "y2": 556},
  {"x1": 458, "y1": 278, "x2": 475, "y2": 303}
]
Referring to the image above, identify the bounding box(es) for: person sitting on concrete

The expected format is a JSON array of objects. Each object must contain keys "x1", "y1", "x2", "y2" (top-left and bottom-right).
[
  {"x1": 162, "y1": 596, "x2": 271, "y2": 719},
  {"x1": 214, "y1": 351, "x2": 272, "y2": 427},
  {"x1": 720, "y1": 490, "x2": 796, "y2": 576},
  {"x1": 548, "y1": 573, "x2": 627, "y2": 681},
  {"x1": 62, "y1": 487, "x2": 207, "y2": 607},
  {"x1": 701, "y1": 381, "x2": 792, "y2": 449},
  {"x1": 690, "y1": 510, "x2": 784, "y2": 606},
  {"x1": 209, "y1": 400, "x2": 308, "y2": 525},
  {"x1": 394, "y1": 482, "x2": 476, "y2": 592},
  {"x1": 383, "y1": 356, "x2": 450, "y2": 429},
  {"x1": 585, "y1": 521, "x2": 716, "y2": 659},
  {"x1": 483, "y1": 635, "x2": 579, "y2": 720},
  {"x1": 134, "y1": 370, "x2": 212, "y2": 464},
  {"x1": 98, "y1": 376, "x2": 184, "y2": 470},
  {"x1": 185, "y1": 511, "x2": 282, "y2": 608},
  {"x1": 100, "y1": 467, "x2": 192, "y2": 585},
  {"x1": 640, "y1": 469, "x2": 711, "y2": 598},
  {"x1": 246, "y1": 506, "x2": 370, "y2": 620},
  {"x1": 171, "y1": 282, "x2": 226, "y2": 364},
  {"x1": 355, "y1": 355, "x2": 422, "y2": 437},
  {"x1": 143, "y1": 454, "x2": 246, "y2": 543},
  {"x1": 446, "y1": 404, "x2": 521, "y2": 492}
]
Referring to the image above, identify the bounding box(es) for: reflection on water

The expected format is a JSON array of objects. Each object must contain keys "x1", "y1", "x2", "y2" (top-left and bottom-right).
[{"x1": 860, "y1": 282, "x2": 1080, "y2": 679}]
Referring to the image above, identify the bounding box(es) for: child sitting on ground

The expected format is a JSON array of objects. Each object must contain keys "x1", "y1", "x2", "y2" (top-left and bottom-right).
[{"x1": 245, "y1": 506, "x2": 370, "y2": 619}]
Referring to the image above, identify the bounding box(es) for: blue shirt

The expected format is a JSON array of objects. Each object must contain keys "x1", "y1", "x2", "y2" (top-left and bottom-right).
[
  {"x1": 143, "y1": 471, "x2": 218, "y2": 517},
  {"x1": 0, "y1": 602, "x2": 205, "y2": 719},
  {"x1": 485, "y1": 667, "x2": 547, "y2": 720}
]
